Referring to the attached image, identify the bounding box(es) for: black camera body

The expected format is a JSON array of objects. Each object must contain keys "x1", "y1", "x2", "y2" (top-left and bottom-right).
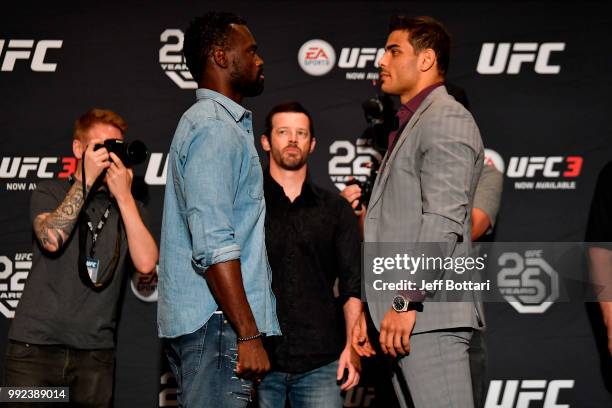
[{"x1": 94, "y1": 139, "x2": 148, "y2": 167}]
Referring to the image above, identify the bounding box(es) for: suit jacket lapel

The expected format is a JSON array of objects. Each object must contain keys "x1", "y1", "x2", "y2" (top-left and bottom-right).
[{"x1": 368, "y1": 87, "x2": 445, "y2": 211}]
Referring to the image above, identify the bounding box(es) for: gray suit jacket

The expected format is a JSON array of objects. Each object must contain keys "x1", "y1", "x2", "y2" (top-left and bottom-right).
[{"x1": 364, "y1": 86, "x2": 485, "y2": 334}]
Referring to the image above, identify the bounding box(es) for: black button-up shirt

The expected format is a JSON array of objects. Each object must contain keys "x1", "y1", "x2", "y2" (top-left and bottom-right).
[{"x1": 263, "y1": 171, "x2": 361, "y2": 373}]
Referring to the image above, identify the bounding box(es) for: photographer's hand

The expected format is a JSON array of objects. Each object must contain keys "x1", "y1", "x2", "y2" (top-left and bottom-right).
[
  {"x1": 340, "y1": 182, "x2": 366, "y2": 239},
  {"x1": 106, "y1": 152, "x2": 158, "y2": 274},
  {"x1": 105, "y1": 152, "x2": 133, "y2": 203},
  {"x1": 83, "y1": 138, "x2": 111, "y2": 186},
  {"x1": 340, "y1": 183, "x2": 364, "y2": 212}
]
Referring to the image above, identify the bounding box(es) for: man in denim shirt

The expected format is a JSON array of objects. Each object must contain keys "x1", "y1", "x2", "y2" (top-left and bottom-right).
[{"x1": 158, "y1": 12, "x2": 280, "y2": 407}]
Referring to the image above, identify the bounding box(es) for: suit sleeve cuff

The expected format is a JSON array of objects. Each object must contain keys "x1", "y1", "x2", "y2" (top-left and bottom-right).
[{"x1": 398, "y1": 289, "x2": 426, "y2": 303}]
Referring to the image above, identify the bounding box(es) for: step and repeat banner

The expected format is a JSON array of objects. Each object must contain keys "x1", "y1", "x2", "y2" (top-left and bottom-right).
[{"x1": 1, "y1": 1, "x2": 612, "y2": 407}]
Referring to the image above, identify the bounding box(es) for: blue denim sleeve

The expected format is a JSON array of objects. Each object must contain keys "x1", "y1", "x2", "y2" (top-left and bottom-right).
[{"x1": 184, "y1": 119, "x2": 243, "y2": 273}]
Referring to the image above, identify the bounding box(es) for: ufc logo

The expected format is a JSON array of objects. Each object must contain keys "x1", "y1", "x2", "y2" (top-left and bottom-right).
[
  {"x1": 144, "y1": 153, "x2": 168, "y2": 185},
  {"x1": 477, "y1": 42, "x2": 565, "y2": 74},
  {"x1": 0, "y1": 39, "x2": 62, "y2": 72},
  {"x1": 485, "y1": 380, "x2": 574, "y2": 408},
  {"x1": 0, "y1": 157, "x2": 76, "y2": 179},
  {"x1": 338, "y1": 48, "x2": 384, "y2": 68},
  {"x1": 507, "y1": 156, "x2": 582, "y2": 178}
]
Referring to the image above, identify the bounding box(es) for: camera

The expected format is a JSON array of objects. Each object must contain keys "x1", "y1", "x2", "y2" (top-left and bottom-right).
[
  {"x1": 362, "y1": 94, "x2": 397, "y2": 152},
  {"x1": 349, "y1": 93, "x2": 397, "y2": 209},
  {"x1": 94, "y1": 139, "x2": 148, "y2": 167}
]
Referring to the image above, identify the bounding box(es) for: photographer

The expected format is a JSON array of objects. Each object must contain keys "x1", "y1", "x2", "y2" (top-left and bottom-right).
[{"x1": 3, "y1": 108, "x2": 158, "y2": 407}]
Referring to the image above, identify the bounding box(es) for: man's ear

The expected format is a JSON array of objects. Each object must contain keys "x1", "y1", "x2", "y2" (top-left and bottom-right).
[
  {"x1": 419, "y1": 48, "x2": 436, "y2": 72},
  {"x1": 73, "y1": 138, "x2": 84, "y2": 160},
  {"x1": 261, "y1": 134, "x2": 271, "y2": 152},
  {"x1": 309, "y1": 137, "x2": 317, "y2": 154},
  {"x1": 212, "y1": 47, "x2": 229, "y2": 69}
]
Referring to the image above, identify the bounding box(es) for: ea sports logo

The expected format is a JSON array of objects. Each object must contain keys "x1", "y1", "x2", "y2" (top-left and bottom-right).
[
  {"x1": 298, "y1": 39, "x2": 336, "y2": 76},
  {"x1": 130, "y1": 266, "x2": 158, "y2": 303},
  {"x1": 484, "y1": 148, "x2": 505, "y2": 173}
]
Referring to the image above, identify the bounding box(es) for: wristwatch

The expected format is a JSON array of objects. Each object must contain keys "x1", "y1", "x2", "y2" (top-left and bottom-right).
[
  {"x1": 392, "y1": 295, "x2": 409, "y2": 312},
  {"x1": 392, "y1": 294, "x2": 424, "y2": 312}
]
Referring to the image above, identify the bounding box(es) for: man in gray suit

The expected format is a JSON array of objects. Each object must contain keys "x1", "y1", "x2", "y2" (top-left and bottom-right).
[{"x1": 352, "y1": 16, "x2": 484, "y2": 408}]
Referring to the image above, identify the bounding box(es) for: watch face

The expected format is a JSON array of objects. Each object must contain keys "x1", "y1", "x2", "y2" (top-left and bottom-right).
[{"x1": 393, "y1": 295, "x2": 406, "y2": 311}]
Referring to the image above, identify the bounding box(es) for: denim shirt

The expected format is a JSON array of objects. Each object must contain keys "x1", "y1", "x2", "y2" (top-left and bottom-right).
[{"x1": 158, "y1": 88, "x2": 280, "y2": 338}]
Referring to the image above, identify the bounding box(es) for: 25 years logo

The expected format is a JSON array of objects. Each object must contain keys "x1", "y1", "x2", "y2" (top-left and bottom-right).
[
  {"x1": 328, "y1": 138, "x2": 382, "y2": 190},
  {"x1": 497, "y1": 250, "x2": 559, "y2": 314},
  {"x1": 159, "y1": 29, "x2": 196, "y2": 90},
  {"x1": 0, "y1": 253, "x2": 31, "y2": 318}
]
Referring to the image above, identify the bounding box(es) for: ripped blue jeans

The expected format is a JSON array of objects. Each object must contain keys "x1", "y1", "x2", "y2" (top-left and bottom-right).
[{"x1": 165, "y1": 312, "x2": 253, "y2": 407}]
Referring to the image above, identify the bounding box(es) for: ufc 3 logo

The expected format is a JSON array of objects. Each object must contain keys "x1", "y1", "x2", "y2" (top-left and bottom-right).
[
  {"x1": 0, "y1": 39, "x2": 63, "y2": 72},
  {"x1": 477, "y1": 42, "x2": 565, "y2": 74},
  {"x1": 485, "y1": 380, "x2": 574, "y2": 408},
  {"x1": 0, "y1": 157, "x2": 76, "y2": 179},
  {"x1": 507, "y1": 156, "x2": 582, "y2": 178}
]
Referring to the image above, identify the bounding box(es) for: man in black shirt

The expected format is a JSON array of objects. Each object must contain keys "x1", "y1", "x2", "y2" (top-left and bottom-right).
[
  {"x1": 257, "y1": 101, "x2": 362, "y2": 407},
  {"x1": 3, "y1": 109, "x2": 158, "y2": 407}
]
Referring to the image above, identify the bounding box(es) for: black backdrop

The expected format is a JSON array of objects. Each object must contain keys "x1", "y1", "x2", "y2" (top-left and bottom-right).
[{"x1": 1, "y1": 1, "x2": 612, "y2": 407}]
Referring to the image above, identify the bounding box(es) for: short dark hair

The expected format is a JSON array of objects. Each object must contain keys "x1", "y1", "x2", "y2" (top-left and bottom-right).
[
  {"x1": 183, "y1": 12, "x2": 247, "y2": 83},
  {"x1": 264, "y1": 101, "x2": 315, "y2": 138},
  {"x1": 389, "y1": 15, "x2": 450, "y2": 75}
]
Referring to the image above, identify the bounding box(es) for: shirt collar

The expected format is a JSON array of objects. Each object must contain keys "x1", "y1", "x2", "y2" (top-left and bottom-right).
[
  {"x1": 195, "y1": 88, "x2": 249, "y2": 123},
  {"x1": 264, "y1": 169, "x2": 320, "y2": 205},
  {"x1": 401, "y1": 81, "x2": 445, "y2": 114}
]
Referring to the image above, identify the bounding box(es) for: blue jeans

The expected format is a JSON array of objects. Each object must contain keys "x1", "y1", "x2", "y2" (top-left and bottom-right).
[
  {"x1": 165, "y1": 313, "x2": 253, "y2": 407},
  {"x1": 257, "y1": 360, "x2": 343, "y2": 408}
]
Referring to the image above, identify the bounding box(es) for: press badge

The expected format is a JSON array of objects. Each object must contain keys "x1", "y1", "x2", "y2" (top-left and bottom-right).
[{"x1": 86, "y1": 257, "x2": 100, "y2": 283}]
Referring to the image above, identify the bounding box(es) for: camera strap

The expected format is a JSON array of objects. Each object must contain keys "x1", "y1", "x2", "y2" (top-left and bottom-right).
[{"x1": 81, "y1": 152, "x2": 88, "y2": 204}]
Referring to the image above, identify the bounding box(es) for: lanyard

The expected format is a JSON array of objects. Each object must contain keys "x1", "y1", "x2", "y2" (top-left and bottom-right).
[
  {"x1": 78, "y1": 206, "x2": 122, "y2": 289},
  {"x1": 86, "y1": 202, "x2": 112, "y2": 257}
]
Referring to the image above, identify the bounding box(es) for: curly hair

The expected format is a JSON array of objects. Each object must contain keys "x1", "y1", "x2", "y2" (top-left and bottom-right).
[{"x1": 183, "y1": 12, "x2": 247, "y2": 84}]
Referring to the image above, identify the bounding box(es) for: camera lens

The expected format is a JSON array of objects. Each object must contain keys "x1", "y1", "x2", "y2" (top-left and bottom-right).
[{"x1": 126, "y1": 140, "x2": 148, "y2": 165}]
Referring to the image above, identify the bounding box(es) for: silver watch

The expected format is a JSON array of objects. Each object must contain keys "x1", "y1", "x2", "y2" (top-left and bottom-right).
[{"x1": 392, "y1": 295, "x2": 409, "y2": 312}]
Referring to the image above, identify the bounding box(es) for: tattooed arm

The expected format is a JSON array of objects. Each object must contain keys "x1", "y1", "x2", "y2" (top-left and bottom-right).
[
  {"x1": 33, "y1": 181, "x2": 90, "y2": 252},
  {"x1": 33, "y1": 138, "x2": 111, "y2": 252}
]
